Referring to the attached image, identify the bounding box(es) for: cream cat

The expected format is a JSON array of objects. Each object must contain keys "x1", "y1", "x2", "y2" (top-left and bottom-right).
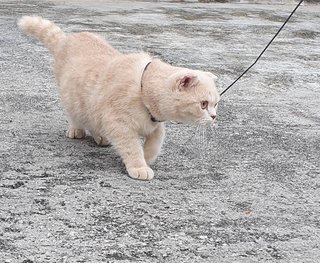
[{"x1": 18, "y1": 16, "x2": 219, "y2": 180}]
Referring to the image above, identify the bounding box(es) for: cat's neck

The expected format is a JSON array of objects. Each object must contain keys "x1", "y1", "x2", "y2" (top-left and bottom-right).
[
  {"x1": 141, "y1": 59, "x2": 177, "y2": 122},
  {"x1": 141, "y1": 61, "x2": 162, "y2": 122}
]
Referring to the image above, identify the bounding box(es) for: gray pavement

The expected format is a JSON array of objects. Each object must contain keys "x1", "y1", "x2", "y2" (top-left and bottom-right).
[{"x1": 1, "y1": 0, "x2": 320, "y2": 262}]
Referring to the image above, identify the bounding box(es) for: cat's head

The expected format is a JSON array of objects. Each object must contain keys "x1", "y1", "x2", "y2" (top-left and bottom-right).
[{"x1": 162, "y1": 69, "x2": 220, "y2": 125}]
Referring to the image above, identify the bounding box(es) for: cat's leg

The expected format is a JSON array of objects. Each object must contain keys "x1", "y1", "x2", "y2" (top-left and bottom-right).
[
  {"x1": 144, "y1": 124, "x2": 165, "y2": 165},
  {"x1": 111, "y1": 133, "x2": 154, "y2": 180}
]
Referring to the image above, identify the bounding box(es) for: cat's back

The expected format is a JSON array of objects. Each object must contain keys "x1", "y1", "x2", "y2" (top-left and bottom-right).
[
  {"x1": 61, "y1": 32, "x2": 120, "y2": 59},
  {"x1": 54, "y1": 31, "x2": 121, "y2": 86}
]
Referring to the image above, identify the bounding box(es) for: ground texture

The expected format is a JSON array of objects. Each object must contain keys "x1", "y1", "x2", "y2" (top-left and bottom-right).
[{"x1": 0, "y1": 0, "x2": 319, "y2": 262}]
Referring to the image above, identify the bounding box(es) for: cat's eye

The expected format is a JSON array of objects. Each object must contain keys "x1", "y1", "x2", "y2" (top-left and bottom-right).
[{"x1": 200, "y1": 101, "x2": 208, "y2": 110}]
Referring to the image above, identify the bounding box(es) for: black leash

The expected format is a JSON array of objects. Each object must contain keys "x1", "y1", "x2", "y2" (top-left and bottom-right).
[{"x1": 220, "y1": 0, "x2": 304, "y2": 96}]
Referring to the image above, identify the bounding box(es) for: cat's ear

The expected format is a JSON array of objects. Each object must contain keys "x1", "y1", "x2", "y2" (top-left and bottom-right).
[
  {"x1": 206, "y1": 72, "x2": 218, "y2": 81},
  {"x1": 176, "y1": 73, "x2": 198, "y2": 91}
]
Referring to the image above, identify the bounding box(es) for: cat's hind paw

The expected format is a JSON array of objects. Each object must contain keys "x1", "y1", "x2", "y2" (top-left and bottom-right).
[
  {"x1": 127, "y1": 167, "x2": 154, "y2": 180},
  {"x1": 93, "y1": 135, "x2": 109, "y2": 146},
  {"x1": 66, "y1": 128, "x2": 86, "y2": 139}
]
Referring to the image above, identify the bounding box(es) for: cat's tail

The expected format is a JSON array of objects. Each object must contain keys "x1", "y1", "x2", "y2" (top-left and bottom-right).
[{"x1": 18, "y1": 16, "x2": 66, "y2": 54}]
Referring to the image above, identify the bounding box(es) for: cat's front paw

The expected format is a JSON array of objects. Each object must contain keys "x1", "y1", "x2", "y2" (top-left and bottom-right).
[
  {"x1": 127, "y1": 167, "x2": 154, "y2": 180},
  {"x1": 66, "y1": 128, "x2": 86, "y2": 139}
]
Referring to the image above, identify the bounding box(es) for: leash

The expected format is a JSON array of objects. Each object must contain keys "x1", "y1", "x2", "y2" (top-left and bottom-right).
[{"x1": 220, "y1": 0, "x2": 304, "y2": 96}]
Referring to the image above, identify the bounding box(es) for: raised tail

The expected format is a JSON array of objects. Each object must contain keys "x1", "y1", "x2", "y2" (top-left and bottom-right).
[{"x1": 18, "y1": 16, "x2": 65, "y2": 54}]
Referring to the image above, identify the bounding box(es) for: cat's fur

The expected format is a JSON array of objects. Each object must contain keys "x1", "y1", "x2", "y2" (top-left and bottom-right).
[{"x1": 18, "y1": 16, "x2": 220, "y2": 180}]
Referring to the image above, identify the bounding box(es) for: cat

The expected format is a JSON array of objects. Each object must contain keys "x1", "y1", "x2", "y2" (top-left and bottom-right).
[{"x1": 18, "y1": 16, "x2": 220, "y2": 180}]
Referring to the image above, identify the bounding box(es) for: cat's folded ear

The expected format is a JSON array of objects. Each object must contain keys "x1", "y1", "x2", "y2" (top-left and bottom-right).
[
  {"x1": 206, "y1": 72, "x2": 218, "y2": 81},
  {"x1": 175, "y1": 73, "x2": 199, "y2": 91}
]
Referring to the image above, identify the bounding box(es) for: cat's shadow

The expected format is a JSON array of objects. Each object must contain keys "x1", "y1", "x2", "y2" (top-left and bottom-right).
[{"x1": 64, "y1": 135, "x2": 123, "y2": 174}]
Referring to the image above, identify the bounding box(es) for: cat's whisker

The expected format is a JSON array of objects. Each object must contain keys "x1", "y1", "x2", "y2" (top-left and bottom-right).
[
  {"x1": 180, "y1": 123, "x2": 201, "y2": 147},
  {"x1": 197, "y1": 124, "x2": 209, "y2": 158},
  {"x1": 212, "y1": 123, "x2": 220, "y2": 136}
]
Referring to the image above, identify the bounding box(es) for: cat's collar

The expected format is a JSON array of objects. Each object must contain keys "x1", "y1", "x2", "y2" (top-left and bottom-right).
[
  {"x1": 141, "y1": 61, "x2": 152, "y2": 89},
  {"x1": 141, "y1": 61, "x2": 163, "y2": 123}
]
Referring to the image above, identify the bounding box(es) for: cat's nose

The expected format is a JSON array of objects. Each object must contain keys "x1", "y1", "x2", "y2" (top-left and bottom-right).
[{"x1": 211, "y1": 114, "x2": 216, "y2": 120}]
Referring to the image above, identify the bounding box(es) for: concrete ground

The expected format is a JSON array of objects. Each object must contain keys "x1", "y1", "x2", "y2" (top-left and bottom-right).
[{"x1": 0, "y1": 0, "x2": 319, "y2": 262}]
